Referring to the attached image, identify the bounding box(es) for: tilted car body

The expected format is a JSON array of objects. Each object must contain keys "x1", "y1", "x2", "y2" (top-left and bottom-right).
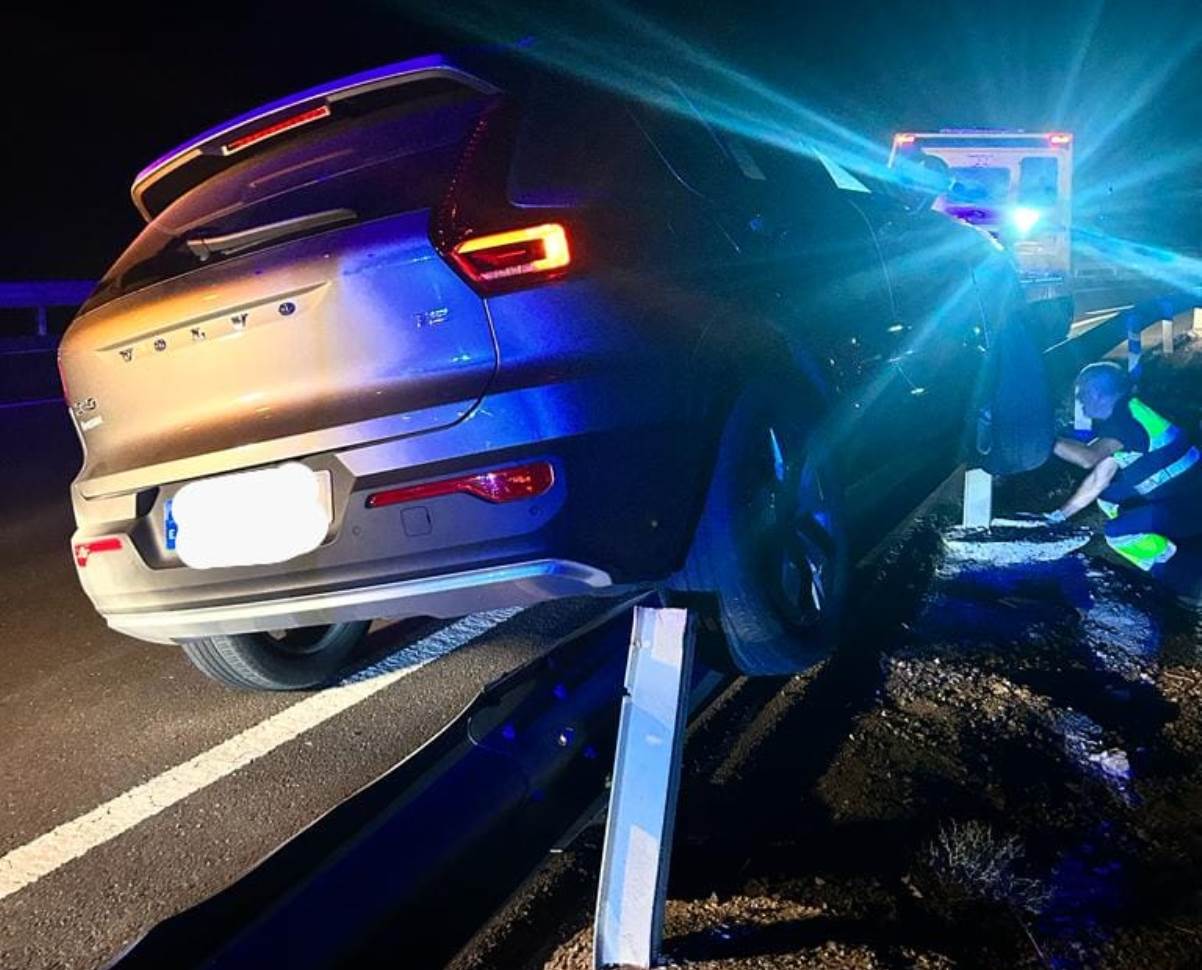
[{"x1": 60, "y1": 51, "x2": 1024, "y2": 688}]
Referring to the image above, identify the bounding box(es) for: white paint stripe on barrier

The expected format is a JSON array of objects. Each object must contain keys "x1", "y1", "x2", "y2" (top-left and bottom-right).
[
  {"x1": 0, "y1": 608, "x2": 519, "y2": 902},
  {"x1": 1081, "y1": 304, "x2": 1134, "y2": 317},
  {"x1": 1068, "y1": 310, "x2": 1125, "y2": 338}
]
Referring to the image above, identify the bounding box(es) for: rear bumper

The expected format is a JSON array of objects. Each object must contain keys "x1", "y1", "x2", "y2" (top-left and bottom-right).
[
  {"x1": 104, "y1": 558, "x2": 615, "y2": 643},
  {"x1": 68, "y1": 273, "x2": 716, "y2": 645},
  {"x1": 71, "y1": 373, "x2": 708, "y2": 644}
]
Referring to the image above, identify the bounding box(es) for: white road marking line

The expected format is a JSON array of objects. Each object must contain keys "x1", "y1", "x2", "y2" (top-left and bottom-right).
[{"x1": 0, "y1": 608, "x2": 520, "y2": 903}]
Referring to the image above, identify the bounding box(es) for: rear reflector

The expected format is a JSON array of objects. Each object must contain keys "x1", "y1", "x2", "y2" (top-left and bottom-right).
[
  {"x1": 366, "y1": 462, "x2": 555, "y2": 509},
  {"x1": 74, "y1": 537, "x2": 123, "y2": 567},
  {"x1": 223, "y1": 105, "x2": 332, "y2": 155},
  {"x1": 450, "y1": 224, "x2": 571, "y2": 285}
]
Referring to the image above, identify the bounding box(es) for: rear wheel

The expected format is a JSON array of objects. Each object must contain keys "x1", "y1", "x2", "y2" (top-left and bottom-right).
[
  {"x1": 179, "y1": 621, "x2": 371, "y2": 690},
  {"x1": 678, "y1": 377, "x2": 849, "y2": 675}
]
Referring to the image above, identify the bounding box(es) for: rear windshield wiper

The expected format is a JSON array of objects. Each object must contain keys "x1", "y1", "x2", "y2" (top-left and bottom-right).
[{"x1": 185, "y1": 208, "x2": 357, "y2": 261}]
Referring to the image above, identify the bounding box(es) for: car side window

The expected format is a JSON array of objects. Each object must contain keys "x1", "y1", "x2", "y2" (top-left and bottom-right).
[
  {"x1": 743, "y1": 144, "x2": 895, "y2": 320},
  {"x1": 630, "y1": 85, "x2": 752, "y2": 203},
  {"x1": 508, "y1": 81, "x2": 670, "y2": 207},
  {"x1": 745, "y1": 145, "x2": 857, "y2": 223},
  {"x1": 507, "y1": 79, "x2": 740, "y2": 268}
]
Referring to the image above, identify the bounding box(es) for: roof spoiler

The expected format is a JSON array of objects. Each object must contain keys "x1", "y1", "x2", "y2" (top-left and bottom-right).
[{"x1": 130, "y1": 53, "x2": 499, "y2": 222}]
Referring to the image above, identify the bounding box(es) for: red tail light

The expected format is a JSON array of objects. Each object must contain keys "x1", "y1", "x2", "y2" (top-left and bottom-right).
[
  {"x1": 1048, "y1": 132, "x2": 1073, "y2": 145},
  {"x1": 894, "y1": 133, "x2": 916, "y2": 145},
  {"x1": 74, "y1": 537, "x2": 123, "y2": 567},
  {"x1": 366, "y1": 462, "x2": 555, "y2": 509},
  {"x1": 223, "y1": 105, "x2": 332, "y2": 155},
  {"x1": 450, "y1": 224, "x2": 571, "y2": 286},
  {"x1": 431, "y1": 103, "x2": 576, "y2": 295}
]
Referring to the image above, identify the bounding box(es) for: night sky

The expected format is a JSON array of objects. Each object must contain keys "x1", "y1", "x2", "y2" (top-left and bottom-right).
[{"x1": 6, "y1": 0, "x2": 1199, "y2": 282}]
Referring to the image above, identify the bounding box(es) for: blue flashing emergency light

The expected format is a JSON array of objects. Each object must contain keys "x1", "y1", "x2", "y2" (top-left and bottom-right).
[{"x1": 1011, "y1": 206, "x2": 1043, "y2": 235}]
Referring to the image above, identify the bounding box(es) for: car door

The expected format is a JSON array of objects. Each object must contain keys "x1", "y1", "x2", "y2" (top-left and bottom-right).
[
  {"x1": 627, "y1": 98, "x2": 930, "y2": 541},
  {"x1": 737, "y1": 146, "x2": 925, "y2": 507},
  {"x1": 855, "y1": 193, "x2": 988, "y2": 455}
]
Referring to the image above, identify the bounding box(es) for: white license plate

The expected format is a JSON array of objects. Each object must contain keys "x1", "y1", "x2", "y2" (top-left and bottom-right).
[{"x1": 169, "y1": 463, "x2": 333, "y2": 570}]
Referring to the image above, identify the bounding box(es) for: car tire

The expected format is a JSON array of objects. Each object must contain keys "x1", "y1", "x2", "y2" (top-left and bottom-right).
[
  {"x1": 971, "y1": 301, "x2": 1055, "y2": 476},
  {"x1": 677, "y1": 376, "x2": 849, "y2": 676},
  {"x1": 179, "y1": 621, "x2": 371, "y2": 691}
]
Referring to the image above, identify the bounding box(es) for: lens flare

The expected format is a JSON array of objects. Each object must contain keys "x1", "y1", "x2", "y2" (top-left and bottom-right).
[{"x1": 1011, "y1": 207, "x2": 1043, "y2": 235}]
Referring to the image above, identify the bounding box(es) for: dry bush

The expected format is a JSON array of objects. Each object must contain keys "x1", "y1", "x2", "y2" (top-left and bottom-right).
[{"x1": 924, "y1": 820, "x2": 1050, "y2": 914}]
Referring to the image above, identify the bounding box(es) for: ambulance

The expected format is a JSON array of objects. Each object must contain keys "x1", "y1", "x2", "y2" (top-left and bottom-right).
[{"x1": 890, "y1": 129, "x2": 1074, "y2": 340}]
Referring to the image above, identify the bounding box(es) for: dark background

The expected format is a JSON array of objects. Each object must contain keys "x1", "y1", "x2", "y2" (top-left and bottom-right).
[{"x1": 4, "y1": 0, "x2": 1199, "y2": 282}]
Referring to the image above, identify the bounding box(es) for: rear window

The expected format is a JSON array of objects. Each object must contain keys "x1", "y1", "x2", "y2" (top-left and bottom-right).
[
  {"x1": 82, "y1": 79, "x2": 489, "y2": 315},
  {"x1": 947, "y1": 166, "x2": 1011, "y2": 205},
  {"x1": 1019, "y1": 156, "x2": 1059, "y2": 206}
]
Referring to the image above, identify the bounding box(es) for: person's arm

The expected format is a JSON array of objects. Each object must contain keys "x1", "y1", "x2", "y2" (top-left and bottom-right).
[
  {"x1": 1054, "y1": 436, "x2": 1122, "y2": 470},
  {"x1": 1054, "y1": 456, "x2": 1119, "y2": 519}
]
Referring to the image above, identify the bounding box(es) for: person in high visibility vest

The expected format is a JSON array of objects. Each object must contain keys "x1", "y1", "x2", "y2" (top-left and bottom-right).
[{"x1": 1047, "y1": 361, "x2": 1201, "y2": 575}]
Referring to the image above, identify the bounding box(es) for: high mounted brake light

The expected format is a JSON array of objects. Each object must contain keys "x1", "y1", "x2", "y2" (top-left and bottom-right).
[
  {"x1": 450, "y1": 224, "x2": 572, "y2": 285},
  {"x1": 222, "y1": 105, "x2": 332, "y2": 155},
  {"x1": 366, "y1": 462, "x2": 555, "y2": 509}
]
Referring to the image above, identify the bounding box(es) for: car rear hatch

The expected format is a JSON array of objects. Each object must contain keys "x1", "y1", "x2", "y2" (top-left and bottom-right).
[{"x1": 61, "y1": 63, "x2": 503, "y2": 499}]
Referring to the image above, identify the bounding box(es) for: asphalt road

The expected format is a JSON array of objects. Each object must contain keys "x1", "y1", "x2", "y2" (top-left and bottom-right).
[{"x1": 0, "y1": 403, "x2": 608, "y2": 970}]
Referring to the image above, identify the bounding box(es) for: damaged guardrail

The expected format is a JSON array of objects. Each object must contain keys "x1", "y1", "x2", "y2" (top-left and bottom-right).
[{"x1": 107, "y1": 593, "x2": 725, "y2": 970}]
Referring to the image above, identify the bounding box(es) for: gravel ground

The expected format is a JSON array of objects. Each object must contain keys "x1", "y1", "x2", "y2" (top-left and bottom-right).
[{"x1": 455, "y1": 344, "x2": 1202, "y2": 970}]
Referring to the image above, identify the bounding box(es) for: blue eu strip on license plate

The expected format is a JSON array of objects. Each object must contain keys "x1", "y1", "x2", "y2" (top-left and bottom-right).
[{"x1": 165, "y1": 498, "x2": 178, "y2": 551}]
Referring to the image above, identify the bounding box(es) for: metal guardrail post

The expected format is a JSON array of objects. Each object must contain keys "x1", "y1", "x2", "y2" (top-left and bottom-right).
[
  {"x1": 1127, "y1": 315, "x2": 1143, "y2": 382},
  {"x1": 1166, "y1": 307, "x2": 1199, "y2": 353},
  {"x1": 594, "y1": 606, "x2": 696, "y2": 970},
  {"x1": 1128, "y1": 302, "x2": 1199, "y2": 377},
  {"x1": 961, "y1": 468, "x2": 993, "y2": 529}
]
